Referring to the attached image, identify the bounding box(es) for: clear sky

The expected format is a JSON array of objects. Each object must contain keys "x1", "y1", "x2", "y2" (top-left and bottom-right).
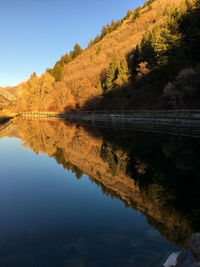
[{"x1": 0, "y1": 0, "x2": 145, "y2": 87}]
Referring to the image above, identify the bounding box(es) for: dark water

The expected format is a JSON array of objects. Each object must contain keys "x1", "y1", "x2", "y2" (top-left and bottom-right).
[{"x1": 0, "y1": 119, "x2": 200, "y2": 267}]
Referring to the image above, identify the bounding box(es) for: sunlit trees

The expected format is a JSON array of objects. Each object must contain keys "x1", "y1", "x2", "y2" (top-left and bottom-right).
[
  {"x1": 106, "y1": 54, "x2": 119, "y2": 92},
  {"x1": 52, "y1": 83, "x2": 75, "y2": 112},
  {"x1": 94, "y1": 34, "x2": 100, "y2": 44},
  {"x1": 17, "y1": 72, "x2": 55, "y2": 111},
  {"x1": 97, "y1": 80, "x2": 102, "y2": 91},
  {"x1": 47, "y1": 44, "x2": 82, "y2": 81},
  {"x1": 38, "y1": 73, "x2": 55, "y2": 110},
  {"x1": 47, "y1": 62, "x2": 63, "y2": 82},
  {"x1": 132, "y1": 0, "x2": 199, "y2": 72},
  {"x1": 71, "y1": 43, "x2": 83, "y2": 59},
  {"x1": 105, "y1": 55, "x2": 129, "y2": 93},
  {"x1": 118, "y1": 56, "x2": 129, "y2": 85}
]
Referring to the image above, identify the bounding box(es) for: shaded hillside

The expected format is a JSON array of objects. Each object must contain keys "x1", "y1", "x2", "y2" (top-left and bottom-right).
[
  {"x1": 4, "y1": 118, "x2": 200, "y2": 248},
  {"x1": 9, "y1": 0, "x2": 200, "y2": 112}
]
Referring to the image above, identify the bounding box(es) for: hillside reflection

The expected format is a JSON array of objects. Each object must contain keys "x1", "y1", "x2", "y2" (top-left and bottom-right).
[{"x1": 3, "y1": 118, "x2": 200, "y2": 249}]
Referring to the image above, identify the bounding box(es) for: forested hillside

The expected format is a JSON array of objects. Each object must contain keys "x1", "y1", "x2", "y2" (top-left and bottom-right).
[{"x1": 8, "y1": 0, "x2": 200, "y2": 113}]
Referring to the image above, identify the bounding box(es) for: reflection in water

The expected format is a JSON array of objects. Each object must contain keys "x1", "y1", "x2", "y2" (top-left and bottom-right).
[{"x1": 0, "y1": 118, "x2": 200, "y2": 266}]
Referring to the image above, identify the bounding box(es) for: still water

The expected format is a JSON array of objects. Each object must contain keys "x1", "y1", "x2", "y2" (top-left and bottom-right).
[{"x1": 0, "y1": 118, "x2": 199, "y2": 266}]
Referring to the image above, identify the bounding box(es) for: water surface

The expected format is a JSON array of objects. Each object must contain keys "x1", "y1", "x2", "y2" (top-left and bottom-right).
[{"x1": 0, "y1": 118, "x2": 200, "y2": 266}]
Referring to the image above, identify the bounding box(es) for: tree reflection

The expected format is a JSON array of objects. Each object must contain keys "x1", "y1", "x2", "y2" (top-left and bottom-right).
[{"x1": 5, "y1": 118, "x2": 200, "y2": 249}]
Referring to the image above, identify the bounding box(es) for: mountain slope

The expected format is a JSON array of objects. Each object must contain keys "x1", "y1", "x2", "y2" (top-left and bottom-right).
[
  {"x1": 10, "y1": 0, "x2": 200, "y2": 112},
  {"x1": 62, "y1": 0, "x2": 183, "y2": 106},
  {"x1": 0, "y1": 87, "x2": 16, "y2": 109}
]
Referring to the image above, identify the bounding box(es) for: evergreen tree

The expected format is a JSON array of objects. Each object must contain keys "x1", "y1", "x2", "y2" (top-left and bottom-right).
[
  {"x1": 61, "y1": 53, "x2": 72, "y2": 65},
  {"x1": 72, "y1": 43, "x2": 83, "y2": 59},
  {"x1": 139, "y1": 29, "x2": 156, "y2": 64},
  {"x1": 132, "y1": 44, "x2": 141, "y2": 70},
  {"x1": 110, "y1": 20, "x2": 115, "y2": 32},
  {"x1": 90, "y1": 38, "x2": 94, "y2": 46},
  {"x1": 69, "y1": 50, "x2": 74, "y2": 59},
  {"x1": 132, "y1": 6, "x2": 142, "y2": 22},
  {"x1": 118, "y1": 57, "x2": 129, "y2": 84},
  {"x1": 106, "y1": 54, "x2": 119, "y2": 92},
  {"x1": 97, "y1": 80, "x2": 102, "y2": 91},
  {"x1": 125, "y1": 9, "x2": 132, "y2": 19},
  {"x1": 101, "y1": 26, "x2": 109, "y2": 39},
  {"x1": 50, "y1": 62, "x2": 63, "y2": 81},
  {"x1": 94, "y1": 34, "x2": 100, "y2": 44},
  {"x1": 96, "y1": 47, "x2": 101, "y2": 56}
]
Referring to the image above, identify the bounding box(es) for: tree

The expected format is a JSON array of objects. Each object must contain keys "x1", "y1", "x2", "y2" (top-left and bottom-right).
[
  {"x1": 94, "y1": 34, "x2": 100, "y2": 44},
  {"x1": 97, "y1": 80, "x2": 102, "y2": 91},
  {"x1": 52, "y1": 83, "x2": 75, "y2": 112},
  {"x1": 125, "y1": 9, "x2": 132, "y2": 19},
  {"x1": 61, "y1": 53, "x2": 71, "y2": 65},
  {"x1": 106, "y1": 54, "x2": 119, "y2": 92},
  {"x1": 96, "y1": 46, "x2": 101, "y2": 56},
  {"x1": 118, "y1": 57, "x2": 129, "y2": 84},
  {"x1": 132, "y1": 6, "x2": 142, "y2": 22},
  {"x1": 39, "y1": 73, "x2": 55, "y2": 110},
  {"x1": 132, "y1": 44, "x2": 141, "y2": 70},
  {"x1": 89, "y1": 38, "x2": 94, "y2": 47},
  {"x1": 101, "y1": 26, "x2": 109, "y2": 39},
  {"x1": 72, "y1": 43, "x2": 83, "y2": 59},
  {"x1": 48, "y1": 62, "x2": 63, "y2": 82}
]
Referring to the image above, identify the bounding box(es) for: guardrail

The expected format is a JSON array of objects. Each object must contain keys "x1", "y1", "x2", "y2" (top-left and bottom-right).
[
  {"x1": 19, "y1": 110, "x2": 200, "y2": 122},
  {"x1": 68, "y1": 109, "x2": 200, "y2": 119},
  {"x1": 59, "y1": 109, "x2": 200, "y2": 123}
]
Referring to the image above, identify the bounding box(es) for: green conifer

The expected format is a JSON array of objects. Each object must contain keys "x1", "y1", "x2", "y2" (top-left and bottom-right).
[
  {"x1": 106, "y1": 54, "x2": 119, "y2": 92},
  {"x1": 94, "y1": 34, "x2": 100, "y2": 44},
  {"x1": 72, "y1": 43, "x2": 83, "y2": 59},
  {"x1": 97, "y1": 80, "x2": 102, "y2": 91},
  {"x1": 118, "y1": 57, "x2": 129, "y2": 84}
]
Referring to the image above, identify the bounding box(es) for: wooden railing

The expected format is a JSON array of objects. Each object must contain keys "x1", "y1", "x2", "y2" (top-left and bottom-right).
[{"x1": 19, "y1": 111, "x2": 58, "y2": 118}]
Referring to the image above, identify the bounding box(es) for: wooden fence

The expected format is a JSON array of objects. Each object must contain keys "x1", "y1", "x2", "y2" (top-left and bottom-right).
[{"x1": 19, "y1": 112, "x2": 58, "y2": 118}]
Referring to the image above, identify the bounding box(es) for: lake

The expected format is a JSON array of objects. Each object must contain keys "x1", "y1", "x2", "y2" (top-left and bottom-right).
[{"x1": 0, "y1": 118, "x2": 200, "y2": 266}]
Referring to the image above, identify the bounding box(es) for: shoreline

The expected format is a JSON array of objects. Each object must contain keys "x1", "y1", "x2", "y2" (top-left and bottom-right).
[
  {"x1": 3, "y1": 109, "x2": 200, "y2": 126},
  {"x1": 4, "y1": 110, "x2": 200, "y2": 138}
]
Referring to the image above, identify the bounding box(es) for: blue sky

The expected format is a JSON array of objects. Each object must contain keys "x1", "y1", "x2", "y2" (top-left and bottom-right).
[{"x1": 0, "y1": 0, "x2": 145, "y2": 87}]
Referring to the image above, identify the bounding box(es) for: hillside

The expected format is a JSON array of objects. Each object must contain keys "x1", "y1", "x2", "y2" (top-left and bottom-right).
[
  {"x1": 0, "y1": 87, "x2": 16, "y2": 109},
  {"x1": 7, "y1": 0, "x2": 200, "y2": 112},
  {"x1": 4, "y1": 86, "x2": 18, "y2": 96},
  {"x1": 0, "y1": 95, "x2": 9, "y2": 110}
]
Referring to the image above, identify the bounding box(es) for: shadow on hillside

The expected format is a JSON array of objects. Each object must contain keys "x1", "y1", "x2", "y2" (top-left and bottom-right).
[
  {"x1": 0, "y1": 116, "x2": 11, "y2": 125},
  {"x1": 68, "y1": 4, "x2": 200, "y2": 111}
]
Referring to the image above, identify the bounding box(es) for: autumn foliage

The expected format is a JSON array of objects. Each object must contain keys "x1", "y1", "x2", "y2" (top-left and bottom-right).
[{"x1": 7, "y1": 0, "x2": 200, "y2": 113}]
